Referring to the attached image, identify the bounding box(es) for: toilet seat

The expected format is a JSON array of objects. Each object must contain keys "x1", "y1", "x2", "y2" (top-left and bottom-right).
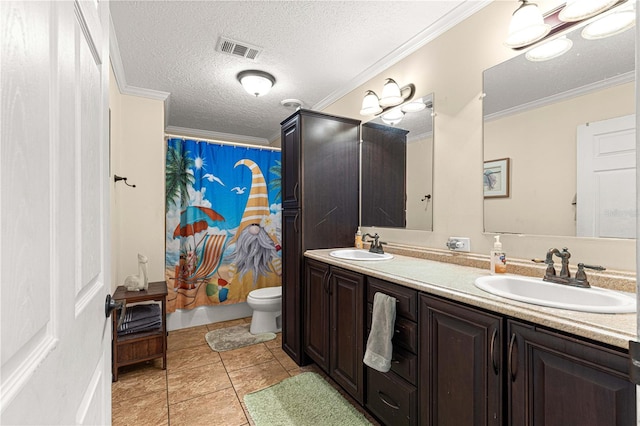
[{"x1": 249, "y1": 286, "x2": 282, "y2": 300}]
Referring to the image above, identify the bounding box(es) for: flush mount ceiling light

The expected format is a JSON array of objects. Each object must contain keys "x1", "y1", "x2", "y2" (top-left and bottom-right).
[
  {"x1": 581, "y1": 7, "x2": 635, "y2": 39},
  {"x1": 525, "y1": 35, "x2": 573, "y2": 61},
  {"x1": 359, "y1": 79, "x2": 415, "y2": 116},
  {"x1": 505, "y1": 0, "x2": 551, "y2": 48},
  {"x1": 237, "y1": 70, "x2": 275, "y2": 97},
  {"x1": 559, "y1": 0, "x2": 618, "y2": 22}
]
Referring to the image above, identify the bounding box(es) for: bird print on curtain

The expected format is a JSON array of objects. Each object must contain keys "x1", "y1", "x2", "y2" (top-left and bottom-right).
[{"x1": 165, "y1": 138, "x2": 282, "y2": 312}]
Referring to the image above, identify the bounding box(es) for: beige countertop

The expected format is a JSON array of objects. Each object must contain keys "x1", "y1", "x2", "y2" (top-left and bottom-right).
[{"x1": 304, "y1": 248, "x2": 637, "y2": 350}]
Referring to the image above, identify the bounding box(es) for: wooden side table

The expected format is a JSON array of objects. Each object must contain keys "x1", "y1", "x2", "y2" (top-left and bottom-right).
[{"x1": 111, "y1": 281, "x2": 167, "y2": 381}]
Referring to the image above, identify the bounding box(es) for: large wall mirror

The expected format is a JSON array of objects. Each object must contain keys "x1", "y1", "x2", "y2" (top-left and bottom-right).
[
  {"x1": 361, "y1": 93, "x2": 434, "y2": 231},
  {"x1": 483, "y1": 21, "x2": 635, "y2": 239}
]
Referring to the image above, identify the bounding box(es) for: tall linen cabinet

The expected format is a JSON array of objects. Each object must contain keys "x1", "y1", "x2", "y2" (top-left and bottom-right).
[{"x1": 280, "y1": 109, "x2": 360, "y2": 365}]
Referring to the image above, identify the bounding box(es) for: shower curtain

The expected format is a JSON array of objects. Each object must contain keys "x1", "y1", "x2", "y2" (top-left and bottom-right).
[{"x1": 165, "y1": 138, "x2": 282, "y2": 312}]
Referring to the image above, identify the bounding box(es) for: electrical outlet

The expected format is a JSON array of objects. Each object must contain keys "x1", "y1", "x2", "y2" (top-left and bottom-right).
[{"x1": 446, "y1": 237, "x2": 471, "y2": 252}]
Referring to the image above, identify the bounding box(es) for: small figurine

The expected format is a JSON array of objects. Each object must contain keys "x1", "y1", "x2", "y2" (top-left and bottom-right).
[{"x1": 124, "y1": 253, "x2": 149, "y2": 291}]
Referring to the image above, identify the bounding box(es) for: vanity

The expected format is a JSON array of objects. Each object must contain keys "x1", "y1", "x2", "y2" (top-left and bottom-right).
[{"x1": 303, "y1": 248, "x2": 636, "y2": 426}]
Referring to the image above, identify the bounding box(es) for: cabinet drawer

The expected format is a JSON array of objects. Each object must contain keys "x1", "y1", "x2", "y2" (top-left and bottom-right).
[
  {"x1": 366, "y1": 368, "x2": 417, "y2": 426},
  {"x1": 367, "y1": 277, "x2": 417, "y2": 321},
  {"x1": 390, "y1": 345, "x2": 418, "y2": 385},
  {"x1": 368, "y1": 304, "x2": 418, "y2": 354},
  {"x1": 117, "y1": 335, "x2": 164, "y2": 364}
]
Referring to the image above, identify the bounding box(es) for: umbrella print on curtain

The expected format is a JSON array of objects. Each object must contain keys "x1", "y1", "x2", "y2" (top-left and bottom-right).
[
  {"x1": 173, "y1": 206, "x2": 226, "y2": 291},
  {"x1": 173, "y1": 206, "x2": 224, "y2": 249}
]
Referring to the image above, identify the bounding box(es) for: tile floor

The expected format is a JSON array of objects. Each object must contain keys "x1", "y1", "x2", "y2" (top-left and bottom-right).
[{"x1": 111, "y1": 317, "x2": 378, "y2": 425}]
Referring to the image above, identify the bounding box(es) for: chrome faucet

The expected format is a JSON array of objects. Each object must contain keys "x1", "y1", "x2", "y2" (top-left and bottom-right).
[
  {"x1": 533, "y1": 247, "x2": 605, "y2": 288},
  {"x1": 363, "y1": 233, "x2": 386, "y2": 254}
]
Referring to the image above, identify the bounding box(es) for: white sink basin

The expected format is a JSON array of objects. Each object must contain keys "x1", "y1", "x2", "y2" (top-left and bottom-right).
[
  {"x1": 474, "y1": 275, "x2": 636, "y2": 313},
  {"x1": 329, "y1": 249, "x2": 394, "y2": 261}
]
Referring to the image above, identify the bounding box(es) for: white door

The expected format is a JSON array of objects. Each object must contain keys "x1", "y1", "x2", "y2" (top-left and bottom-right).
[
  {"x1": 576, "y1": 114, "x2": 636, "y2": 239},
  {"x1": 1, "y1": 1, "x2": 111, "y2": 424}
]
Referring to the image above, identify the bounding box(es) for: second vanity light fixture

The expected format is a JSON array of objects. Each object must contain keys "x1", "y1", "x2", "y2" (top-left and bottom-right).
[
  {"x1": 506, "y1": 0, "x2": 633, "y2": 51},
  {"x1": 359, "y1": 78, "x2": 415, "y2": 116}
]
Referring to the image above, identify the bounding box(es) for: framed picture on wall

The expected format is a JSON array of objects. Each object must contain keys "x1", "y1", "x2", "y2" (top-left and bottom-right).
[{"x1": 483, "y1": 158, "x2": 510, "y2": 198}]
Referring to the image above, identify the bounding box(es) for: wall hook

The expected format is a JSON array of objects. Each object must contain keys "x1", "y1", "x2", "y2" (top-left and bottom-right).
[
  {"x1": 114, "y1": 175, "x2": 136, "y2": 188},
  {"x1": 421, "y1": 194, "x2": 431, "y2": 201}
]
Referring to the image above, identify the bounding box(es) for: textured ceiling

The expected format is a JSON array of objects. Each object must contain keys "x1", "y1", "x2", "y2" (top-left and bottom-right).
[{"x1": 109, "y1": 1, "x2": 485, "y2": 144}]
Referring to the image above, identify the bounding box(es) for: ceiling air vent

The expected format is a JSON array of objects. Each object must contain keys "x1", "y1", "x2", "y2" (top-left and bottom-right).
[{"x1": 217, "y1": 37, "x2": 262, "y2": 61}]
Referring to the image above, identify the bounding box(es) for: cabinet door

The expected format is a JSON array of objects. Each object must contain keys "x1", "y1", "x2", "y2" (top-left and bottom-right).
[
  {"x1": 304, "y1": 259, "x2": 330, "y2": 371},
  {"x1": 330, "y1": 267, "x2": 365, "y2": 404},
  {"x1": 420, "y1": 295, "x2": 503, "y2": 426},
  {"x1": 282, "y1": 209, "x2": 304, "y2": 365},
  {"x1": 281, "y1": 115, "x2": 300, "y2": 209},
  {"x1": 508, "y1": 320, "x2": 635, "y2": 426},
  {"x1": 301, "y1": 114, "x2": 359, "y2": 250}
]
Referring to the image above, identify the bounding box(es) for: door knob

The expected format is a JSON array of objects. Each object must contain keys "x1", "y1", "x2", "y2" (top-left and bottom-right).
[{"x1": 105, "y1": 294, "x2": 127, "y2": 328}]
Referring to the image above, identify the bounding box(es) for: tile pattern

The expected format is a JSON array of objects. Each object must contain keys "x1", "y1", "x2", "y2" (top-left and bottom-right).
[{"x1": 112, "y1": 318, "x2": 379, "y2": 425}]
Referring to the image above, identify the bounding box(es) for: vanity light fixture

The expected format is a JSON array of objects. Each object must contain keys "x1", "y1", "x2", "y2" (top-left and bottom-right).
[
  {"x1": 559, "y1": 0, "x2": 618, "y2": 22},
  {"x1": 505, "y1": 0, "x2": 551, "y2": 48},
  {"x1": 506, "y1": 0, "x2": 628, "y2": 50},
  {"x1": 360, "y1": 90, "x2": 383, "y2": 115},
  {"x1": 359, "y1": 78, "x2": 415, "y2": 116},
  {"x1": 525, "y1": 35, "x2": 573, "y2": 61},
  {"x1": 581, "y1": 6, "x2": 636, "y2": 39},
  {"x1": 237, "y1": 70, "x2": 275, "y2": 97},
  {"x1": 401, "y1": 98, "x2": 427, "y2": 113},
  {"x1": 379, "y1": 78, "x2": 404, "y2": 107},
  {"x1": 380, "y1": 108, "x2": 405, "y2": 126}
]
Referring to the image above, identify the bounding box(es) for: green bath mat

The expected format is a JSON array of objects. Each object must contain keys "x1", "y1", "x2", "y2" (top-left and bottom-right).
[
  {"x1": 244, "y1": 372, "x2": 372, "y2": 425},
  {"x1": 205, "y1": 323, "x2": 276, "y2": 352}
]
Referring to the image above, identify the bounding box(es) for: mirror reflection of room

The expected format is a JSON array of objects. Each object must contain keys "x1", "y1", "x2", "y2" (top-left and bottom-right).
[
  {"x1": 483, "y1": 21, "x2": 635, "y2": 238},
  {"x1": 361, "y1": 94, "x2": 434, "y2": 231}
]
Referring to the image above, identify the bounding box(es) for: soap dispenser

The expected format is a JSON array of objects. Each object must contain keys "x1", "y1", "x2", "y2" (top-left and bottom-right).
[
  {"x1": 355, "y1": 227, "x2": 363, "y2": 249},
  {"x1": 490, "y1": 235, "x2": 507, "y2": 274}
]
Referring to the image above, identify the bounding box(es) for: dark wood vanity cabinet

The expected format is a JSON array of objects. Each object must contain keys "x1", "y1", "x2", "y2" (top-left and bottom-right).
[
  {"x1": 366, "y1": 277, "x2": 419, "y2": 426},
  {"x1": 303, "y1": 258, "x2": 636, "y2": 426},
  {"x1": 508, "y1": 320, "x2": 635, "y2": 426},
  {"x1": 281, "y1": 110, "x2": 360, "y2": 366},
  {"x1": 304, "y1": 259, "x2": 365, "y2": 404},
  {"x1": 420, "y1": 294, "x2": 503, "y2": 426}
]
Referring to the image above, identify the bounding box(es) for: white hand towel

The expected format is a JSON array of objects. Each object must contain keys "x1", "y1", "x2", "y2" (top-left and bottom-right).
[{"x1": 363, "y1": 292, "x2": 397, "y2": 373}]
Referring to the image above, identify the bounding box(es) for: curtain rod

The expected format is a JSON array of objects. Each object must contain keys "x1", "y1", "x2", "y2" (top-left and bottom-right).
[{"x1": 164, "y1": 133, "x2": 281, "y2": 152}]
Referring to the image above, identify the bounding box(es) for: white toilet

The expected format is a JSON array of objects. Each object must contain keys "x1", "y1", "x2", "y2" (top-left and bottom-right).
[{"x1": 246, "y1": 286, "x2": 282, "y2": 334}]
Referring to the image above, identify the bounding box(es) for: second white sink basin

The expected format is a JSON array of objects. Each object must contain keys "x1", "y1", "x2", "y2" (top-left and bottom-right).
[
  {"x1": 329, "y1": 249, "x2": 394, "y2": 261},
  {"x1": 474, "y1": 275, "x2": 636, "y2": 313}
]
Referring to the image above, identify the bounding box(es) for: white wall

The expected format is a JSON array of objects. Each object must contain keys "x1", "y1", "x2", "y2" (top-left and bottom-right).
[
  {"x1": 109, "y1": 67, "x2": 165, "y2": 290},
  {"x1": 406, "y1": 134, "x2": 433, "y2": 229},
  {"x1": 323, "y1": 0, "x2": 636, "y2": 272}
]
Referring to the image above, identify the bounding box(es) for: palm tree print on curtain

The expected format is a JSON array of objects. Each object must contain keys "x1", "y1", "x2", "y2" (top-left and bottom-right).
[{"x1": 165, "y1": 138, "x2": 282, "y2": 312}]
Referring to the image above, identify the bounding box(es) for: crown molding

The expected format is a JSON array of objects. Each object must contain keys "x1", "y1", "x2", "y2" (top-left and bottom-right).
[
  {"x1": 165, "y1": 126, "x2": 270, "y2": 146},
  {"x1": 484, "y1": 71, "x2": 634, "y2": 122},
  {"x1": 312, "y1": 0, "x2": 492, "y2": 111}
]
